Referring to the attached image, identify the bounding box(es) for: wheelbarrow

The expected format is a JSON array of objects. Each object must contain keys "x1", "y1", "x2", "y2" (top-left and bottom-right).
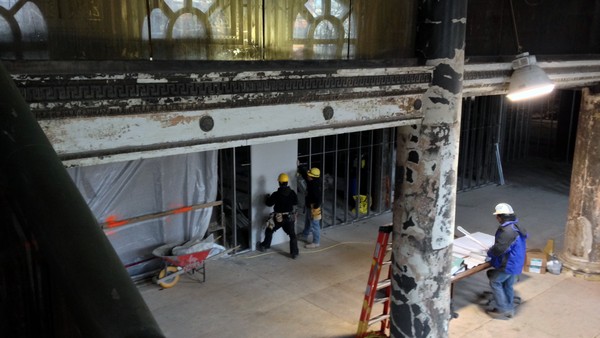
[{"x1": 152, "y1": 241, "x2": 212, "y2": 288}]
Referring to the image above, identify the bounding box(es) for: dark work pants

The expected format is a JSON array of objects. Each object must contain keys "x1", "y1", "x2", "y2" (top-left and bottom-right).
[{"x1": 261, "y1": 217, "x2": 298, "y2": 256}]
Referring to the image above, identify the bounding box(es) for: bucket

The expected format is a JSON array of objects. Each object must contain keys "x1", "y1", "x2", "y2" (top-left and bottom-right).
[
  {"x1": 353, "y1": 195, "x2": 369, "y2": 214},
  {"x1": 547, "y1": 259, "x2": 562, "y2": 275}
]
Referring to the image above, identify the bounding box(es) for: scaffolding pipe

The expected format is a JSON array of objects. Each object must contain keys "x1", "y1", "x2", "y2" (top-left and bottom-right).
[
  {"x1": 99, "y1": 200, "x2": 223, "y2": 229},
  {"x1": 332, "y1": 135, "x2": 339, "y2": 226},
  {"x1": 0, "y1": 61, "x2": 165, "y2": 338}
]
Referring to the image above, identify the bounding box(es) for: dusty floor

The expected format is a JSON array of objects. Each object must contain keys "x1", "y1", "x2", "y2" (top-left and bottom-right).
[{"x1": 139, "y1": 160, "x2": 600, "y2": 338}]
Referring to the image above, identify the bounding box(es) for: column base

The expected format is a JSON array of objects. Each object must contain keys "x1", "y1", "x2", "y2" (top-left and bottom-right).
[{"x1": 558, "y1": 251, "x2": 600, "y2": 277}]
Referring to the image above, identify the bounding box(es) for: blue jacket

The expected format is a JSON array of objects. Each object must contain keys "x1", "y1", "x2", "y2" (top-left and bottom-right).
[{"x1": 487, "y1": 220, "x2": 528, "y2": 274}]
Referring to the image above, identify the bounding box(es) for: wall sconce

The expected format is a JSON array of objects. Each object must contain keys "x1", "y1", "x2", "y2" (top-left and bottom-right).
[{"x1": 506, "y1": 0, "x2": 554, "y2": 101}]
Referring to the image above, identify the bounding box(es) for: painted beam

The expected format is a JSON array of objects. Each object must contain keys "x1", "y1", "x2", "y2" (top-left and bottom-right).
[
  {"x1": 6, "y1": 58, "x2": 600, "y2": 167},
  {"x1": 463, "y1": 59, "x2": 600, "y2": 96},
  {"x1": 46, "y1": 95, "x2": 422, "y2": 166}
]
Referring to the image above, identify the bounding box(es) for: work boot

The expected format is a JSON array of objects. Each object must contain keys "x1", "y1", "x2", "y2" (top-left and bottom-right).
[
  {"x1": 485, "y1": 308, "x2": 514, "y2": 319},
  {"x1": 478, "y1": 298, "x2": 493, "y2": 306},
  {"x1": 478, "y1": 291, "x2": 494, "y2": 306},
  {"x1": 481, "y1": 291, "x2": 494, "y2": 300},
  {"x1": 257, "y1": 243, "x2": 268, "y2": 252},
  {"x1": 305, "y1": 243, "x2": 320, "y2": 249}
]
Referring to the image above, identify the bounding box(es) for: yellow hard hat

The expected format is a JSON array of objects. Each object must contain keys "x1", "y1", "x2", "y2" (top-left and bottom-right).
[
  {"x1": 278, "y1": 173, "x2": 289, "y2": 183},
  {"x1": 307, "y1": 167, "x2": 320, "y2": 178}
]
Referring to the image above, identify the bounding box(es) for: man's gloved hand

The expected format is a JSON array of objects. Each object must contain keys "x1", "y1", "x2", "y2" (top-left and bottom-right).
[{"x1": 264, "y1": 194, "x2": 270, "y2": 203}]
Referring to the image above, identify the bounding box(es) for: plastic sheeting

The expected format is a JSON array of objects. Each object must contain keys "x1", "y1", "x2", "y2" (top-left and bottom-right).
[{"x1": 67, "y1": 151, "x2": 218, "y2": 278}]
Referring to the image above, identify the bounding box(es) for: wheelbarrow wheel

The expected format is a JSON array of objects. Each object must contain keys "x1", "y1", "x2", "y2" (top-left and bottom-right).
[{"x1": 157, "y1": 266, "x2": 180, "y2": 288}]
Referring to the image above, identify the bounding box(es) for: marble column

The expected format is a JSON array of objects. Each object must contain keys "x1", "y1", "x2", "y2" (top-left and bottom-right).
[
  {"x1": 390, "y1": 0, "x2": 467, "y2": 337},
  {"x1": 559, "y1": 86, "x2": 600, "y2": 277}
]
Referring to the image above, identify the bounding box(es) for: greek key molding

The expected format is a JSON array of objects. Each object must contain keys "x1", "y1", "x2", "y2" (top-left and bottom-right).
[{"x1": 13, "y1": 71, "x2": 431, "y2": 118}]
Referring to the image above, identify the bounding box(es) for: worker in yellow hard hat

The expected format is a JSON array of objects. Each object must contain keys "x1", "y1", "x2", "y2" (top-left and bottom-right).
[
  {"x1": 257, "y1": 172, "x2": 299, "y2": 259},
  {"x1": 297, "y1": 165, "x2": 322, "y2": 249}
]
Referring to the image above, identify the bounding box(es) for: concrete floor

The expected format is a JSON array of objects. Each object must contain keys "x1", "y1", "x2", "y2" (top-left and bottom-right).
[{"x1": 139, "y1": 160, "x2": 600, "y2": 338}]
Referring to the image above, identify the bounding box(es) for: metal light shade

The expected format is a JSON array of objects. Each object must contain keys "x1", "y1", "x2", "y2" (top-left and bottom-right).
[{"x1": 506, "y1": 53, "x2": 555, "y2": 101}]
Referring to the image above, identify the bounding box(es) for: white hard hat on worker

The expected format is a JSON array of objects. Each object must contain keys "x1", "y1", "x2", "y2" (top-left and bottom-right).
[{"x1": 492, "y1": 203, "x2": 514, "y2": 215}]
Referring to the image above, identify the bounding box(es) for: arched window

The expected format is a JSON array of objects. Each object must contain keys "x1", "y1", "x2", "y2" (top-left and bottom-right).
[
  {"x1": 0, "y1": 0, "x2": 48, "y2": 59},
  {"x1": 142, "y1": 0, "x2": 234, "y2": 60},
  {"x1": 292, "y1": 0, "x2": 355, "y2": 60}
]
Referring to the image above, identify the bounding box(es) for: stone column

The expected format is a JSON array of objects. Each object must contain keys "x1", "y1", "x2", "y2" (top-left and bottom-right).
[
  {"x1": 559, "y1": 86, "x2": 600, "y2": 276},
  {"x1": 390, "y1": 1, "x2": 467, "y2": 337}
]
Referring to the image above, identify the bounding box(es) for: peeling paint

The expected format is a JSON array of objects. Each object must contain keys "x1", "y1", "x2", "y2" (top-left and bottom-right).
[
  {"x1": 392, "y1": 1, "x2": 467, "y2": 335},
  {"x1": 136, "y1": 78, "x2": 169, "y2": 83},
  {"x1": 560, "y1": 89, "x2": 600, "y2": 273}
]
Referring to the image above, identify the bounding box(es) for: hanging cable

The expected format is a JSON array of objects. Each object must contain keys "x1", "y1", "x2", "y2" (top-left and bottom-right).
[{"x1": 509, "y1": 0, "x2": 522, "y2": 53}]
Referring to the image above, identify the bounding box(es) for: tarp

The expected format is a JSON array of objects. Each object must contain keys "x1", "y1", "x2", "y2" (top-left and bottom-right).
[{"x1": 67, "y1": 151, "x2": 218, "y2": 278}]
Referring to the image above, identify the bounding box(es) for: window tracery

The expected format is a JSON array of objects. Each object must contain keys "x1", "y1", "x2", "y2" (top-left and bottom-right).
[{"x1": 0, "y1": 0, "x2": 47, "y2": 59}]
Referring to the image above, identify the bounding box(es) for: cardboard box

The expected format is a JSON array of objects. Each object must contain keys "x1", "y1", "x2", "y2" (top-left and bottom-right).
[{"x1": 524, "y1": 249, "x2": 547, "y2": 274}]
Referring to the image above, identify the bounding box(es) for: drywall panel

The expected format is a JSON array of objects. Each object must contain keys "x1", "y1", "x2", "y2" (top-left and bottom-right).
[{"x1": 251, "y1": 140, "x2": 298, "y2": 252}]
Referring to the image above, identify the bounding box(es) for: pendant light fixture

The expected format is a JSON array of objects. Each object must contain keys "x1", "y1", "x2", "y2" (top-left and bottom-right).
[{"x1": 506, "y1": 0, "x2": 554, "y2": 101}]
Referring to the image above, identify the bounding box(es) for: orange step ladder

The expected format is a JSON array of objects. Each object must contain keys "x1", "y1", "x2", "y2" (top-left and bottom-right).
[{"x1": 356, "y1": 224, "x2": 393, "y2": 338}]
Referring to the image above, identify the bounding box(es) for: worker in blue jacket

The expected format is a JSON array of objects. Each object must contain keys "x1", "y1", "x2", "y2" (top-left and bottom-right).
[{"x1": 485, "y1": 202, "x2": 528, "y2": 319}]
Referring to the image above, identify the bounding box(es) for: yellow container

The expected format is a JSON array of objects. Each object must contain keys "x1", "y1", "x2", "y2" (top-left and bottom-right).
[{"x1": 353, "y1": 195, "x2": 369, "y2": 214}]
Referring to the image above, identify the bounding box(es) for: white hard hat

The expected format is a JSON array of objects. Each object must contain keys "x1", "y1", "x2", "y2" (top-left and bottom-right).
[{"x1": 493, "y1": 203, "x2": 514, "y2": 215}]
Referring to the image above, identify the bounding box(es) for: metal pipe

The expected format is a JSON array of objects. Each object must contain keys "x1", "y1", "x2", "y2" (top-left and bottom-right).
[
  {"x1": 377, "y1": 129, "x2": 385, "y2": 214},
  {"x1": 99, "y1": 201, "x2": 223, "y2": 229},
  {"x1": 320, "y1": 138, "x2": 326, "y2": 227},
  {"x1": 233, "y1": 148, "x2": 238, "y2": 249},
  {"x1": 0, "y1": 61, "x2": 164, "y2": 337},
  {"x1": 367, "y1": 131, "x2": 374, "y2": 216},
  {"x1": 344, "y1": 133, "x2": 350, "y2": 223},
  {"x1": 333, "y1": 135, "x2": 338, "y2": 226},
  {"x1": 356, "y1": 132, "x2": 362, "y2": 218},
  {"x1": 495, "y1": 143, "x2": 505, "y2": 185}
]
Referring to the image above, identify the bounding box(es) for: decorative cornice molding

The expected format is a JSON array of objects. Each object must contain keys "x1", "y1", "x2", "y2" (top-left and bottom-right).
[
  {"x1": 10, "y1": 66, "x2": 432, "y2": 118},
  {"x1": 10, "y1": 59, "x2": 600, "y2": 118},
  {"x1": 6, "y1": 59, "x2": 600, "y2": 166}
]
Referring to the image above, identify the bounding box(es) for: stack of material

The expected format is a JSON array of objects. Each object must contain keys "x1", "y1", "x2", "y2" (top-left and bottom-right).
[{"x1": 452, "y1": 231, "x2": 495, "y2": 270}]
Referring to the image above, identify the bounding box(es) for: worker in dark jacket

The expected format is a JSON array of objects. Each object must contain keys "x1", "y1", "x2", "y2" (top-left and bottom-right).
[
  {"x1": 298, "y1": 166, "x2": 322, "y2": 249},
  {"x1": 258, "y1": 173, "x2": 299, "y2": 259},
  {"x1": 485, "y1": 202, "x2": 528, "y2": 319}
]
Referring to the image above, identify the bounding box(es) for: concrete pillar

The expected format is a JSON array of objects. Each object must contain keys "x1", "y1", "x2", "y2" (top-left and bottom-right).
[
  {"x1": 559, "y1": 86, "x2": 600, "y2": 276},
  {"x1": 390, "y1": 1, "x2": 466, "y2": 337}
]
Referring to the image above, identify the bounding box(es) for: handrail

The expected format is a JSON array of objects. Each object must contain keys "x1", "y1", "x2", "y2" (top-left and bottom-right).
[{"x1": 0, "y1": 61, "x2": 165, "y2": 337}]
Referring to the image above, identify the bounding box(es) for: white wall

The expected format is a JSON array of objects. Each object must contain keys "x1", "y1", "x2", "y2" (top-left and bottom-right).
[{"x1": 250, "y1": 140, "x2": 298, "y2": 250}]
